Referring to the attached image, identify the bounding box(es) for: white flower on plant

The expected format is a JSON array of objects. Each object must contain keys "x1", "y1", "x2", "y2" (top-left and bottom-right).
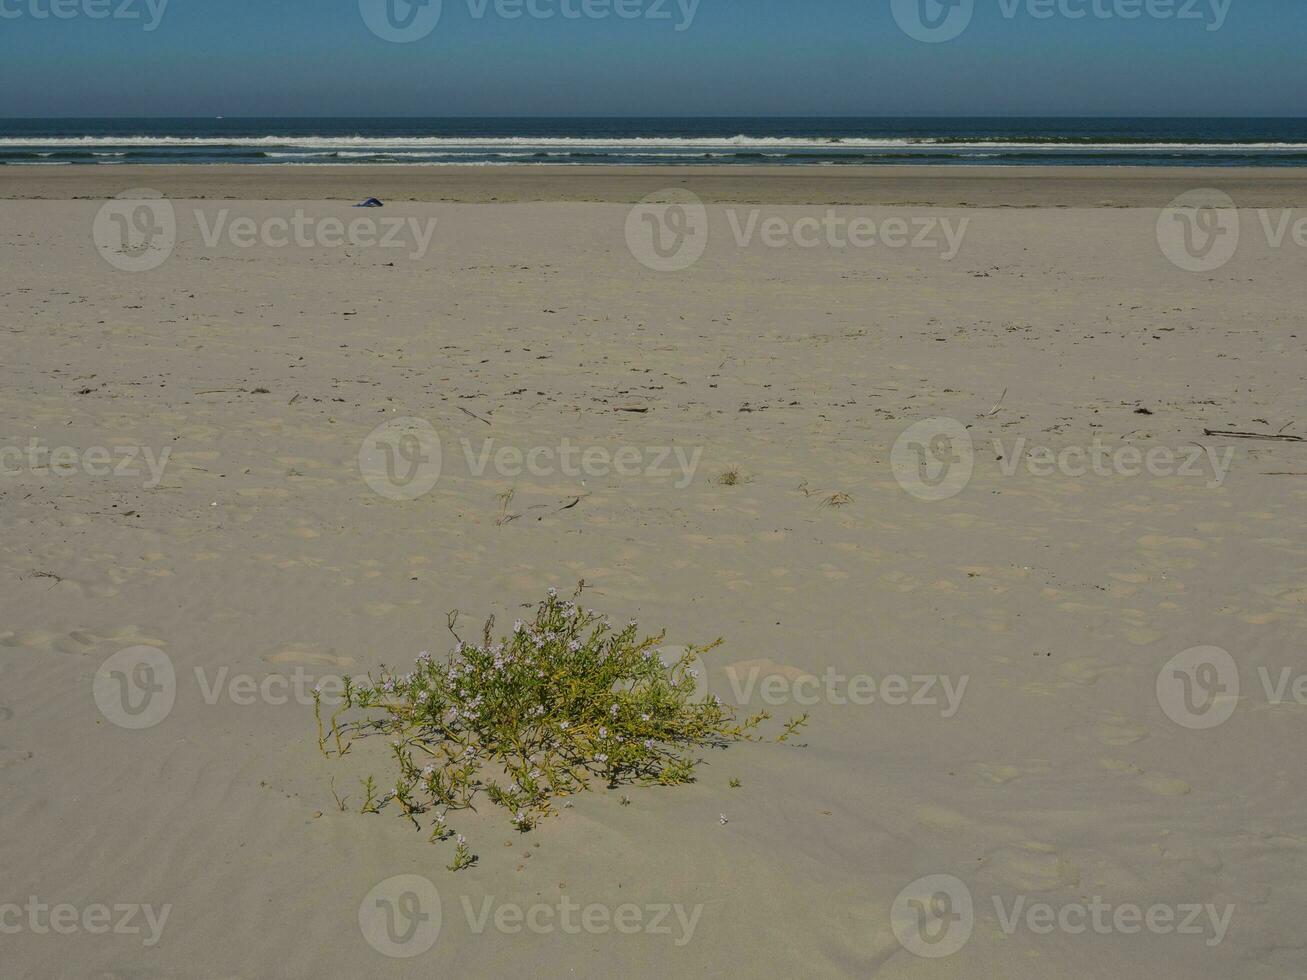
[{"x1": 595, "y1": 753, "x2": 608, "y2": 763}]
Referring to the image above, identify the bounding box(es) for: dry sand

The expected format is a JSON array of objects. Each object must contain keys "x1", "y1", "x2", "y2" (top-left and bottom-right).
[{"x1": 2, "y1": 167, "x2": 1306, "y2": 978}]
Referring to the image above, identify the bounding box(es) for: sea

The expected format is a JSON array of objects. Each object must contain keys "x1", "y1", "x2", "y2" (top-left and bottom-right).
[{"x1": 2, "y1": 118, "x2": 1305, "y2": 168}]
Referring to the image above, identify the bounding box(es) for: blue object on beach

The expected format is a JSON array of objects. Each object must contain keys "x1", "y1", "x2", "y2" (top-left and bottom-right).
[{"x1": 354, "y1": 198, "x2": 384, "y2": 208}]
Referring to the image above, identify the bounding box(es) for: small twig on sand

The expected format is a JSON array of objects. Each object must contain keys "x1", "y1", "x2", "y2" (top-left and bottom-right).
[
  {"x1": 1204, "y1": 429, "x2": 1305, "y2": 443},
  {"x1": 984, "y1": 388, "x2": 1008, "y2": 417}
]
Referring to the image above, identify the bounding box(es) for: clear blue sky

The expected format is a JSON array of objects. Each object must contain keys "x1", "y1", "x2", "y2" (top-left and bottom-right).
[{"x1": 0, "y1": 0, "x2": 1302, "y2": 117}]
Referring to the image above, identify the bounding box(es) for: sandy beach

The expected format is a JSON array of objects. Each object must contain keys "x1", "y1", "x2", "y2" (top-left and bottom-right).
[
  {"x1": 3, "y1": 166, "x2": 1307, "y2": 978},
  {"x1": 7, "y1": 163, "x2": 1307, "y2": 206}
]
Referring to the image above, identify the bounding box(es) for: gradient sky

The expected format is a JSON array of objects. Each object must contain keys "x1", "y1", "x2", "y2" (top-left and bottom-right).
[{"x1": 0, "y1": 0, "x2": 1302, "y2": 117}]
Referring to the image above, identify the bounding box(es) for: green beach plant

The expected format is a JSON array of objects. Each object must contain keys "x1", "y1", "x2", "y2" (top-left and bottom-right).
[{"x1": 314, "y1": 584, "x2": 805, "y2": 869}]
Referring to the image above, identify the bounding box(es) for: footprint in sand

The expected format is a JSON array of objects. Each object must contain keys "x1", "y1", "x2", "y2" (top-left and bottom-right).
[
  {"x1": 981, "y1": 843, "x2": 1081, "y2": 892},
  {"x1": 1057, "y1": 657, "x2": 1111, "y2": 686},
  {"x1": 973, "y1": 763, "x2": 1023, "y2": 785},
  {"x1": 1100, "y1": 758, "x2": 1192, "y2": 796},
  {"x1": 1095, "y1": 718, "x2": 1150, "y2": 746},
  {"x1": 914, "y1": 804, "x2": 974, "y2": 832},
  {"x1": 0, "y1": 626, "x2": 165, "y2": 655}
]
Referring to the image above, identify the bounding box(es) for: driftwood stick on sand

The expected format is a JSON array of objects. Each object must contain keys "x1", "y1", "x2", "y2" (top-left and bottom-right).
[{"x1": 1203, "y1": 429, "x2": 1306, "y2": 443}]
